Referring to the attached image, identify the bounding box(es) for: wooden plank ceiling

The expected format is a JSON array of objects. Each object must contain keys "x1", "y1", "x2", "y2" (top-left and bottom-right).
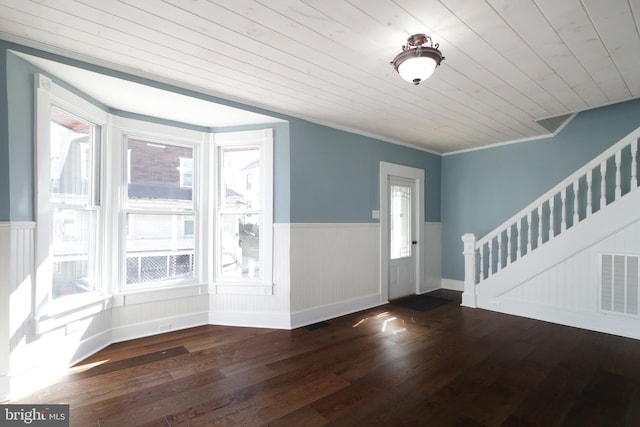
[{"x1": 0, "y1": 0, "x2": 638, "y2": 153}]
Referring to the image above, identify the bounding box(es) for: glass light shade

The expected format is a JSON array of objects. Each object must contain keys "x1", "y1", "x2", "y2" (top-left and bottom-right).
[{"x1": 398, "y1": 56, "x2": 437, "y2": 84}]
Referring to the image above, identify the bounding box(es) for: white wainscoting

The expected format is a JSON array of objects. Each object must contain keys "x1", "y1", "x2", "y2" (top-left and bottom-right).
[
  {"x1": 497, "y1": 218, "x2": 640, "y2": 339},
  {"x1": 289, "y1": 223, "x2": 381, "y2": 315},
  {"x1": 442, "y1": 279, "x2": 464, "y2": 292},
  {"x1": 111, "y1": 295, "x2": 210, "y2": 342},
  {"x1": 0, "y1": 222, "x2": 35, "y2": 401},
  {"x1": 424, "y1": 222, "x2": 443, "y2": 293},
  {"x1": 291, "y1": 293, "x2": 382, "y2": 329},
  {"x1": 287, "y1": 222, "x2": 444, "y2": 328}
]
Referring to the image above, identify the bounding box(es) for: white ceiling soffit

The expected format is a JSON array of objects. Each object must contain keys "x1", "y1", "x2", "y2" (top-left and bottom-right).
[
  {"x1": 14, "y1": 52, "x2": 284, "y2": 128},
  {"x1": 1, "y1": 1, "x2": 640, "y2": 153}
]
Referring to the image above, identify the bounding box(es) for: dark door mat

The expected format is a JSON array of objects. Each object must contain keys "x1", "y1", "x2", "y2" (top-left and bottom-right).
[{"x1": 391, "y1": 294, "x2": 451, "y2": 312}]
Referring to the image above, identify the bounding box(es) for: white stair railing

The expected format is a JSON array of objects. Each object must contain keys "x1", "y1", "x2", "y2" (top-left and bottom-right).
[{"x1": 462, "y1": 127, "x2": 640, "y2": 308}]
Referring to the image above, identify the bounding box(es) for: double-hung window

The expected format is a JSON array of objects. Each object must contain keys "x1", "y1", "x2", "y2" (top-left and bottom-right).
[
  {"x1": 121, "y1": 131, "x2": 200, "y2": 289},
  {"x1": 215, "y1": 129, "x2": 273, "y2": 291},
  {"x1": 35, "y1": 74, "x2": 107, "y2": 312}
]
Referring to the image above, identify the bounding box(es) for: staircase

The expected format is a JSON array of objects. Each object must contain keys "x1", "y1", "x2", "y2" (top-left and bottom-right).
[{"x1": 461, "y1": 127, "x2": 640, "y2": 336}]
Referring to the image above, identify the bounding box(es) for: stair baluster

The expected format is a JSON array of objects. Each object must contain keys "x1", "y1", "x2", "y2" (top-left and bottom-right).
[
  {"x1": 479, "y1": 244, "x2": 484, "y2": 281},
  {"x1": 497, "y1": 233, "x2": 503, "y2": 272},
  {"x1": 526, "y1": 212, "x2": 532, "y2": 254},
  {"x1": 549, "y1": 197, "x2": 555, "y2": 240},
  {"x1": 488, "y1": 238, "x2": 493, "y2": 277},
  {"x1": 632, "y1": 139, "x2": 638, "y2": 190},
  {"x1": 600, "y1": 160, "x2": 607, "y2": 209},
  {"x1": 573, "y1": 180, "x2": 579, "y2": 226},
  {"x1": 561, "y1": 188, "x2": 567, "y2": 232},
  {"x1": 516, "y1": 220, "x2": 522, "y2": 260},
  {"x1": 506, "y1": 226, "x2": 512, "y2": 266},
  {"x1": 586, "y1": 170, "x2": 593, "y2": 217},
  {"x1": 615, "y1": 151, "x2": 622, "y2": 200},
  {"x1": 537, "y1": 205, "x2": 543, "y2": 248}
]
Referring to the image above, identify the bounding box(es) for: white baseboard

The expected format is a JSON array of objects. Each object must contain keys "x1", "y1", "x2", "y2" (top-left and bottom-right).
[
  {"x1": 111, "y1": 311, "x2": 210, "y2": 343},
  {"x1": 290, "y1": 293, "x2": 384, "y2": 329},
  {"x1": 423, "y1": 278, "x2": 442, "y2": 293},
  {"x1": 442, "y1": 279, "x2": 464, "y2": 291},
  {"x1": 67, "y1": 330, "x2": 112, "y2": 367},
  {"x1": 420, "y1": 278, "x2": 443, "y2": 294},
  {"x1": 495, "y1": 299, "x2": 640, "y2": 341},
  {"x1": 208, "y1": 311, "x2": 291, "y2": 330},
  {"x1": 0, "y1": 374, "x2": 8, "y2": 402}
]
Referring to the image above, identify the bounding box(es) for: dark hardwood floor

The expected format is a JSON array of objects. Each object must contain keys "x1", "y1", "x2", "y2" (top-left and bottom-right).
[{"x1": 12, "y1": 290, "x2": 640, "y2": 426}]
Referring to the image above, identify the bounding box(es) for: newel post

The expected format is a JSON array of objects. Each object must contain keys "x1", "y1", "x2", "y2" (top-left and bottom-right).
[{"x1": 461, "y1": 233, "x2": 478, "y2": 308}]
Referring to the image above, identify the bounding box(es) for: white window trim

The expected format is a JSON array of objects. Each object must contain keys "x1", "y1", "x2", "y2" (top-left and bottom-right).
[
  {"x1": 34, "y1": 74, "x2": 109, "y2": 320},
  {"x1": 35, "y1": 75, "x2": 276, "y2": 311},
  {"x1": 179, "y1": 157, "x2": 193, "y2": 189},
  {"x1": 212, "y1": 129, "x2": 274, "y2": 295},
  {"x1": 111, "y1": 115, "x2": 206, "y2": 296}
]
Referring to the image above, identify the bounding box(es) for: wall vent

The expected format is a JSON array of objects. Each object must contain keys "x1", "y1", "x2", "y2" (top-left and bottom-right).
[
  {"x1": 535, "y1": 113, "x2": 575, "y2": 134},
  {"x1": 600, "y1": 254, "x2": 640, "y2": 316}
]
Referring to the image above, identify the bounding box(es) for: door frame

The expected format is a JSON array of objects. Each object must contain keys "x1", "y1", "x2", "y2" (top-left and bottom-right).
[{"x1": 380, "y1": 162, "x2": 425, "y2": 303}]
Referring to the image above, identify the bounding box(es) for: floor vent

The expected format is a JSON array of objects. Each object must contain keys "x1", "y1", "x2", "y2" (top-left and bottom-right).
[{"x1": 600, "y1": 254, "x2": 640, "y2": 316}]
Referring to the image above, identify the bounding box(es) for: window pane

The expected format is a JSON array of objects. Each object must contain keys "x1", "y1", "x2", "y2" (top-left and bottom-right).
[
  {"x1": 52, "y1": 208, "x2": 96, "y2": 299},
  {"x1": 180, "y1": 157, "x2": 193, "y2": 188},
  {"x1": 126, "y1": 214, "x2": 195, "y2": 285},
  {"x1": 219, "y1": 213, "x2": 260, "y2": 279},
  {"x1": 50, "y1": 108, "x2": 95, "y2": 204},
  {"x1": 221, "y1": 146, "x2": 261, "y2": 210},
  {"x1": 127, "y1": 138, "x2": 193, "y2": 209},
  {"x1": 390, "y1": 184, "x2": 412, "y2": 259}
]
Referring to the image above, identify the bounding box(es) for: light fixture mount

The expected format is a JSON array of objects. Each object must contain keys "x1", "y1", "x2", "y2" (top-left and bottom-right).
[{"x1": 391, "y1": 33, "x2": 445, "y2": 85}]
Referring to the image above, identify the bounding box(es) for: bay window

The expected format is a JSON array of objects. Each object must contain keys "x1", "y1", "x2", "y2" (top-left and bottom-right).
[{"x1": 36, "y1": 74, "x2": 274, "y2": 308}]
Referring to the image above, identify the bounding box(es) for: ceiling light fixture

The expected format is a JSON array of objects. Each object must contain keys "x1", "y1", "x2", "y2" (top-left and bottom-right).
[{"x1": 391, "y1": 34, "x2": 445, "y2": 85}]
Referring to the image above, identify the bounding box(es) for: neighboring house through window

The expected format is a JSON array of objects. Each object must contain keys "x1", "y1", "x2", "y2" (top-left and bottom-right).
[{"x1": 122, "y1": 135, "x2": 198, "y2": 288}]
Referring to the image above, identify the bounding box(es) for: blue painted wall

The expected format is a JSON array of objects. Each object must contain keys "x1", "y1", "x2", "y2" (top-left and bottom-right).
[
  {"x1": 289, "y1": 119, "x2": 441, "y2": 223},
  {"x1": 6, "y1": 51, "x2": 36, "y2": 221},
  {"x1": 6, "y1": 38, "x2": 636, "y2": 284},
  {"x1": 0, "y1": 41, "x2": 438, "y2": 228},
  {"x1": 441, "y1": 98, "x2": 640, "y2": 281}
]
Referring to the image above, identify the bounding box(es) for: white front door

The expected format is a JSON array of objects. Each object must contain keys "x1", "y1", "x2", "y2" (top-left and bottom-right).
[{"x1": 388, "y1": 177, "x2": 416, "y2": 299}]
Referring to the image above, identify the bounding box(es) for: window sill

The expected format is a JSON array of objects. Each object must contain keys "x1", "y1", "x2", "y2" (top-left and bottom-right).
[{"x1": 112, "y1": 283, "x2": 209, "y2": 307}]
